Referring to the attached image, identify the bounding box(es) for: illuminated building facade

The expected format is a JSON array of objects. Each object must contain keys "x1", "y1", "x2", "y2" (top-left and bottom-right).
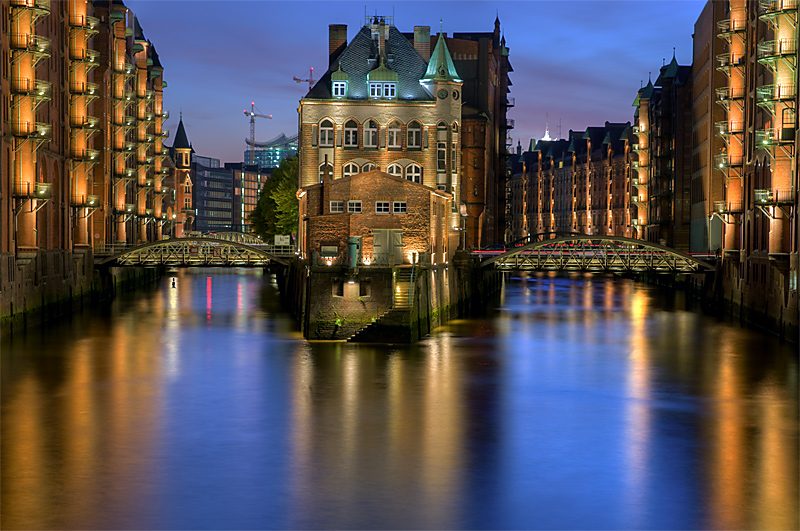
[{"x1": 243, "y1": 133, "x2": 297, "y2": 170}]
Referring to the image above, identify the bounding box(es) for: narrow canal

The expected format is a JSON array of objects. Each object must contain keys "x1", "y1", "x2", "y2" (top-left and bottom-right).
[{"x1": 2, "y1": 269, "x2": 797, "y2": 530}]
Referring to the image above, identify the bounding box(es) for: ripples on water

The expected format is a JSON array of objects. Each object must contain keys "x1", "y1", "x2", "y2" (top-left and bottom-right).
[{"x1": 1, "y1": 269, "x2": 797, "y2": 530}]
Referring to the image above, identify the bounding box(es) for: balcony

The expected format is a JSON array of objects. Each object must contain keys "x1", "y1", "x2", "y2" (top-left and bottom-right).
[
  {"x1": 72, "y1": 148, "x2": 100, "y2": 162},
  {"x1": 159, "y1": 130, "x2": 170, "y2": 138},
  {"x1": 10, "y1": 33, "x2": 51, "y2": 62},
  {"x1": 69, "y1": 80, "x2": 99, "y2": 96},
  {"x1": 11, "y1": 121, "x2": 51, "y2": 141},
  {"x1": 114, "y1": 166, "x2": 135, "y2": 179},
  {"x1": 115, "y1": 204, "x2": 136, "y2": 215},
  {"x1": 506, "y1": 118, "x2": 515, "y2": 130},
  {"x1": 10, "y1": 0, "x2": 50, "y2": 18},
  {"x1": 71, "y1": 194, "x2": 99, "y2": 208},
  {"x1": 755, "y1": 189, "x2": 795, "y2": 204},
  {"x1": 13, "y1": 181, "x2": 51, "y2": 199},
  {"x1": 759, "y1": 0, "x2": 799, "y2": 18},
  {"x1": 715, "y1": 86, "x2": 746, "y2": 102},
  {"x1": 756, "y1": 127, "x2": 795, "y2": 146},
  {"x1": 757, "y1": 39, "x2": 798, "y2": 62},
  {"x1": 717, "y1": 13, "x2": 747, "y2": 38},
  {"x1": 716, "y1": 52, "x2": 745, "y2": 71},
  {"x1": 713, "y1": 201, "x2": 744, "y2": 213},
  {"x1": 157, "y1": 110, "x2": 170, "y2": 119},
  {"x1": 714, "y1": 153, "x2": 744, "y2": 168},
  {"x1": 716, "y1": 120, "x2": 744, "y2": 136},
  {"x1": 756, "y1": 83, "x2": 796, "y2": 102},
  {"x1": 69, "y1": 12, "x2": 99, "y2": 30},
  {"x1": 155, "y1": 186, "x2": 169, "y2": 195},
  {"x1": 504, "y1": 97, "x2": 515, "y2": 108},
  {"x1": 137, "y1": 179, "x2": 154, "y2": 189}
]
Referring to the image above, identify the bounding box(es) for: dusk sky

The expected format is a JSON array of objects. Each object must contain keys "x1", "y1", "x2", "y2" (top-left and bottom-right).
[{"x1": 126, "y1": 0, "x2": 707, "y2": 164}]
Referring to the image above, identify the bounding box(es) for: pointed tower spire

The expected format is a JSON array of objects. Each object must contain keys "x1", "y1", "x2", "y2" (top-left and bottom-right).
[{"x1": 421, "y1": 31, "x2": 462, "y2": 83}]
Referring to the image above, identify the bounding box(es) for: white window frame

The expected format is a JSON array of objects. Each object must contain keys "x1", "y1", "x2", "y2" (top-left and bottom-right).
[
  {"x1": 437, "y1": 142, "x2": 447, "y2": 172},
  {"x1": 369, "y1": 82, "x2": 382, "y2": 98},
  {"x1": 364, "y1": 120, "x2": 378, "y2": 148},
  {"x1": 332, "y1": 81, "x2": 347, "y2": 98},
  {"x1": 393, "y1": 201, "x2": 407, "y2": 215},
  {"x1": 343, "y1": 162, "x2": 359, "y2": 178},
  {"x1": 348, "y1": 200, "x2": 362, "y2": 214},
  {"x1": 387, "y1": 163, "x2": 403, "y2": 177},
  {"x1": 319, "y1": 119, "x2": 334, "y2": 147},
  {"x1": 407, "y1": 121, "x2": 422, "y2": 149},
  {"x1": 362, "y1": 162, "x2": 376, "y2": 172},
  {"x1": 344, "y1": 120, "x2": 358, "y2": 147},
  {"x1": 388, "y1": 122, "x2": 402, "y2": 149},
  {"x1": 406, "y1": 164, "x2": 422, "y2": 183},
  {"x1": 384, "y1": 83, "x2": 396, "y2": 99},
  {"x1": 330, "y1": 200, "x2": 344, "y2": 213},
  {"x1": 376, "y1": 201, "x2": 390, "y2": 214}
]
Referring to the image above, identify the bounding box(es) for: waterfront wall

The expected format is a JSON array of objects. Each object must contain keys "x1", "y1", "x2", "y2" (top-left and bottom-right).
[{"x1": 1, "y1": 250, "x2": 160, "y2": 336}]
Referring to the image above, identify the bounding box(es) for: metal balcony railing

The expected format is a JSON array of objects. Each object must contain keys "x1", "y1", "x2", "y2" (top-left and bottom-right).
[
  {"x1": 717, "y1": 53, "x2": 746, "y2": 69},
  {"x1": 757, "y1": 39, "x2": 798, "y2": 60},
  {"x1": 714, "y1": 201, "x2": 743, "y2": 213},
  {"x1": 716, "y1": 86, "x2": 746, "y2": 101},
  {"x1": 756, "y1": 128, "x2": 794, "y2": 146},
  {"x1": 11, "y1": 121, "x2": 51, "y2": 139},
  {"x1": 759, "y1": 0, "x2": 798, "y2": 13},
  {"x1": 71, "y1": 194, "x2": 99, "y2": 207},
  {"x1": 69, "y1": 81, "x2": 99, "y2": 95},
  {"x1": 157, "y1": 110, "x2": 170, "y2": 119},
  {"x1": 159, "y1": 130, "x2": 170, "y2": 138},
  {"x1": 72, "y1": 148, "x2": 100, "y2": 162},
  {"x1": 714, "y1": 153, "x2": 744, "y2": 168},
  {"x1": 506, "y1": 118, "x2": 515, "y2": 130},
  {"x1": 69, "y1": 12, "x2": 99, "y2": 29},
  {"x1": 716, "y1": 120, "x2": 744, "y2": 135},
  {"x1": 11, "y1": 0, "x2": 51, "y2": 13},
  {"x1": 10, "y1": 33, "x2": 51, "y2": 56},
  {"x1": 717, "y1": 14, "x2": 747, "y2": 36},
  {"x1": 756, "y1": 84, "x2": 796, "y2": 101},
  {"x1": 13, "y1": 181, "x2": 51, "y2": 198},
  {"x1": 755, "y1": 189, "x2": 795, "y2": 204},
  {"x1": 504, "y1": 97, "x2": 515, "y2": 108}
]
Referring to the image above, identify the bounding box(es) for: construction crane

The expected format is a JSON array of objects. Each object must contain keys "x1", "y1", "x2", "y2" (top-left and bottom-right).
[
  {"x1": 243, "y1": 102, "x2": 272, "y2": 164},
  {"x1": 293, "y1": 67, "x2": 315, "y2": 90}
]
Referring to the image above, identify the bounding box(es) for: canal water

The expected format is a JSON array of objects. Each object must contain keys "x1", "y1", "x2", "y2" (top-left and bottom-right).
[{"x1": 2, "y1": 269, "x2": 797, "y2": 530}]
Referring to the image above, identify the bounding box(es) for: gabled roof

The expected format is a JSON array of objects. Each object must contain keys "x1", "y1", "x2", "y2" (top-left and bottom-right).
[
  {"x1": 173, "y1": 117, "x2": 190, "y2": 150},
  {"x1": 421, "y1": 32, "x2": 462, "y2": 83},
  {"x1": 306, "y1": 25, "x2": 432, "y2": 101}
]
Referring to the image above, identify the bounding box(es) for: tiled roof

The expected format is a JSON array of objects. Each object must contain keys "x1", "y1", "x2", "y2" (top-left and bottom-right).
[{"x1": 306, "y1": 25, "x2": 432, "y2": 101}]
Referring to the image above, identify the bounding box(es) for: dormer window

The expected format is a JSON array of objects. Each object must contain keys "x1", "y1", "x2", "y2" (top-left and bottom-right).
[
  {"x1": 368, "y1": 82, "x2": 396, "y2": 99},
  {"x1": 384, "y1": 83, "x2": 396, "y2": 98},
  {"x1": 332, "y1": 81, "x2": 347, "y2": 98},
  {"x1": 369, "y1": 82, "x2": 383, "y2": 98}
]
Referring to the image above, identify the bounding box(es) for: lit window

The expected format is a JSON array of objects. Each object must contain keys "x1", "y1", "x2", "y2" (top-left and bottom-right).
[
  {"x1": 184, "y1": 197, "x2": 191, "y2": 209},
  {"x1": 330, "y1": 200, "x2": 344, "y2": 213},
  {"x1": 348, "y1": 200, "x2": 362, "y2": 214},
  {"x1": 369, "y1": 82, "x2": 382, "y2": 98},
  {"x1": 393, "y1": 201, "x2": 407, "y2": 214},
  {"x1": 376, "y1": 201, "x2": 390, "y2": 214},
  {"x1": 388, "y1": 121, "x2": 402, "y2": 148},
  {"x1": 437, "y1": 142, "x2": 446, "y2": 172},
  {"x1": 407, "y1": 121, "x2": 421, "y2": 148},
  {"x1": 319, "y1": 119, "x2": 334, "y2": 147},
  {"x1": 387, "y1": 163, "x2": 403, "y2": 177},
  {"x1": 332, "y1": 81, "x2": 347, "y2": 97},
  {"x1": 406, "y1": 164, "x2": 422, "y2": 183},
  {"x1": 343, "y1": 162, "x2": 359, "y2": 178},
  {"x1": 384, "y1": 83, "x2": 396, "y2": 99},
  {"x1": 344, "y1": 120, "x2": 358, "y2": 147},
  {"x1": 364, "y1": 120, "x2": 378, "y2": 148},
  {"x1": 362, "y1": 162, "x2": 376, "y2": 172},
  {"x1": 319, "y1": 162, "x2": 333, "y2": 181}
]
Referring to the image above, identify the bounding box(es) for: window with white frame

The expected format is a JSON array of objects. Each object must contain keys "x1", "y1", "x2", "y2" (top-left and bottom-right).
[
  {"x1": 330, "y1": 200, "x2": 344, "y2": 213},
  {"x1": 369, "y1": 82, "x2": 382, "y2": 98},
  {"x1": 393, "y1": 201, "x2": 407, "y2": 214},
  {"x1": 388, "y1": 121, "x2": 402, "y2": 148},
  {"x1": 406, "y1": 164, "x2": 422, "y2": 183},
  {"x1": 344, "y1": 120, "x2": 358, "y2": 147},
  {"x1": 437, "y1": 142, "x2": 447, "y2": 172},
  {"x1": 407, "y1": 121, "x2": 421, "y2": 148},
  {"x1": 376, "y1": 201, "x2": 390, "y2": 214},
  {"x1": 319, "y1": 119, "x2": 334, "y2": 146},
  {"x1": 343, "y1": 162, "x2": 359, "y2": 178},
  {"x1": 332, "y1": 81, "x2": 347, "y2": 97},
  {"x1": 387, "y1": 163, "x2": 402, "y2": 177},
  {"x1": 319, "y1": 162, "x2": 333, "y2": 182},
  {"x1": 348, "y1": 200, "x2": 362, "y2": 214},
  {"x1": 362, "y1": 162, "x2": 376, "y2": 172},
  {"x1": 384, "y1": 83, "x2": 396, "y2": 99},
  {"x1": 364, "y1": 120, "x2": 378, "y2": 148}
]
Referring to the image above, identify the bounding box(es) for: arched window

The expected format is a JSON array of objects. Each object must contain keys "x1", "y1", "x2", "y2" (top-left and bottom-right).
[
  {"x1": 388, "y1": 121, "x2": 402, "y2": 149},
  {"x1": 406, "y1": 164, "x2": 422, "y2": 183},
  {"x1": 344, "y1": 120, "x2": 358, "y2": 147},
  {"x1": 319, "y1": 119, "x2": 334, "y2": 147},
  {"x1": 343, "y1": 162, "x2": 359, "y2": 178},
  {"x1": 387, "y1": 163, "x2": 403, "y2": 177},
  {"x1": 364, "y1": 120, "x2": 378, "y2": 148},
  {"x1": 407, "y1": 121, "x2": 422, "y2": 148},
  {"x1": 319, "y1": 162, "x2": 333, "y2": 182},
  {"x1": 361, "y1": 162, "x2": 376, "y2": 172}
]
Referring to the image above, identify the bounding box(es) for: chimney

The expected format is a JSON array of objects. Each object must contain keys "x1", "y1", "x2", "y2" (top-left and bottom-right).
[
  {"x1": 414, "y1": 26, "x2": 430, "y2": 61},
  {"x1": 329, "y1": 24, "x2": 347, "y2": 66}
]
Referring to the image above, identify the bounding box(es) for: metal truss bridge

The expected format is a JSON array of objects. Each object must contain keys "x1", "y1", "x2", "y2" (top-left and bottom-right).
[
  {"x1": 479, "y1": 233, "x2": 715, "y2": 273},
  {"x1": 94, "y1": 237, "x2": 293, "y2": 267}
]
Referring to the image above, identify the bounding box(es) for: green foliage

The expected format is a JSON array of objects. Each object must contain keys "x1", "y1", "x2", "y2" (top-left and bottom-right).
[{"x1": 249, "y1": 155, "x2": 298, "y2": 241}]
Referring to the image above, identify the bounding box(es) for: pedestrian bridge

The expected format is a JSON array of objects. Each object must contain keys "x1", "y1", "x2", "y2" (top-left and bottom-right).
[
  {"x1": 478, "y1": 233, "x2": 714, "y2": 273},
  {"x1": 94, "y1": 237, "x2": 293, "y2": 267}
]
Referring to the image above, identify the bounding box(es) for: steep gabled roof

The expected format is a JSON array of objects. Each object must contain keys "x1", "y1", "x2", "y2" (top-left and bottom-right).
[
  {"x1": 421, "y1": 32, "x2": 462, "y2": 83},
  {"x1": 173, "y1": 117, "x2": 190, "y2": 150},
  {"x1": 306, "y1": 25, "x2": 432, "y2": 101}
]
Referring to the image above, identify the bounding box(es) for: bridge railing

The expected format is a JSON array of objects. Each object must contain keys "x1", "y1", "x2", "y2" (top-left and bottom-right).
[{"x1": 92, "y1": 240, "x2": 297, "y2": 259}]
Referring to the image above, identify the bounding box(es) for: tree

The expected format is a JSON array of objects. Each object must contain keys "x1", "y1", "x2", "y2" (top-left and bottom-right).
[{"x1": 249, "y1": 155, "x2": 298, "y2": 241}]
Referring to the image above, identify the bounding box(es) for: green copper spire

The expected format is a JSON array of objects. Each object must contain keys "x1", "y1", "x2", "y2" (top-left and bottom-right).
[{"x1": 421, "y1": 32, "x2": 462, "y2": 83}]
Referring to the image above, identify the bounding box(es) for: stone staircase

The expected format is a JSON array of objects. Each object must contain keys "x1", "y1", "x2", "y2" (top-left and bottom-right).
[
  {"x1": 393, "y1": 266, "x2": 414, "y2": 309},
  {"x1": 347, "y1": 266, "x2": 416, "y2": 343}
]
